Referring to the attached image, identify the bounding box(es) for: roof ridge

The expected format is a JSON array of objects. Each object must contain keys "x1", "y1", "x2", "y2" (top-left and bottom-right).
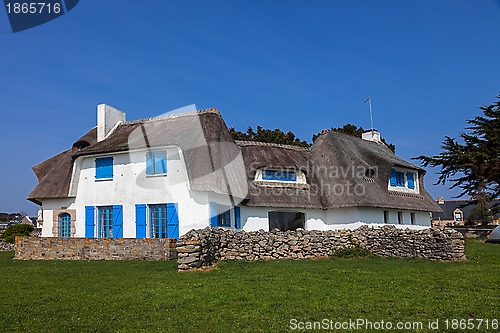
[
  {"x1": 123, "y1": 108, "x2": 220, "y2": 125},
  {"x1": 235, "y1": 140, "x2": 311, "y2": 151}
]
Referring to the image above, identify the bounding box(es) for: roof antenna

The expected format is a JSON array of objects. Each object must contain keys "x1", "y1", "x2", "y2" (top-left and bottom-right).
[{"x1": 364, "y1": 96, "x2": 374, "y2": 138}]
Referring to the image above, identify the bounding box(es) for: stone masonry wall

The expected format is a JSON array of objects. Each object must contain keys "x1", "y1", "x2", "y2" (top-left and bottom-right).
[
  {"x1": 0, "y1": 239, "x2": 15, "y2": 251},
  {"x1": 176, "y1": 226, "x2": 466, "y2": 271},
  {"x1": 15, "y1": 237, "x2": 177, "y2": 260}
]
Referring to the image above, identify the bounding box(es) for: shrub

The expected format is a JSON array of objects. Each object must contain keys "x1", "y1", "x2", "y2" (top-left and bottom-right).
[
  {"x1": 1, "y1": 224, "x2": 34, "y2": 243},
  {"x1": 334, "y1": 243, "x2": 372, "y2": 258}
]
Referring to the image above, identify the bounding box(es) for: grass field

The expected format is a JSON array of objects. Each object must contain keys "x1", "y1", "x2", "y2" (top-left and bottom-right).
[{"x1": 0, "y1": 239, "x2": 498, "y2": 332}]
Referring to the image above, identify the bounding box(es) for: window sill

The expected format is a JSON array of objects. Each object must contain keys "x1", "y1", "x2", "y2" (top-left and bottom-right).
[
  {"x1": 95, "y1": 178, "x2": 113, "y2": 182},
  {"x1": 146, "y1": 173, "x2": 167, "y2": 178}
]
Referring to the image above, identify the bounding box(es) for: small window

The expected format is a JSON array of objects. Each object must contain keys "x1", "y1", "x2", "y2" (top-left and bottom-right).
[
  {"x1": 384, "y1": 211, "x2": 389, "y2": 224},
  {"x1": 410, "y1": 212, "x2": 415, "y2": 225},
  {"x1": 365, "y1": 168, "x2": 376, "y2": 178},
  {"x1": 218, "y1": 205, "x2": 231, "y2": 226},
  {"x1": 98, "y1": 206, "x2": 113, "y2": 238},
  {"x1": 268, "y1": 211, "x2": 305, "y2": 231},
  {"x1": 150, "y1": 204, "x2": 168, "y2": 238},
  {"x1": 60, "y1": 213, "x2": 71, "y2": 237},
  {"x1": 146, "y1": 151, "x2": 167, "y2": 175},
  {"x1": 398, "y1": 211, "x2": 403, "y2": 225},
  {"x1": 454, "y1": 211, "x2": 463, "y2": 222},
  {"x1": 262, "y1": 169, "x2": 297, "y2": 181},
  {"x1": 95, "y1": 157, "x2": 113, "y2": 179}
]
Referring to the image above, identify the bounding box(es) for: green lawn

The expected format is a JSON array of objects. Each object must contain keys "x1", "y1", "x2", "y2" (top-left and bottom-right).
[{"x1": 0, "y1": 240, "x2": 498, "y2": 332}]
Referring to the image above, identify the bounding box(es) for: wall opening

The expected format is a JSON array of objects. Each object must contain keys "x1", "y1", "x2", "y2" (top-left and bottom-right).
[
  {"x1": 268, "y1": 211, "x2": 305, "y2": 231},
  {"x1": 384, "y1": 210, "x2": 389, "y2": 224}
]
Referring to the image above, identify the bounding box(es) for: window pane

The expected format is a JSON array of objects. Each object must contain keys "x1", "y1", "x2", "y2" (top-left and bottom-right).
[
  {"x1": 154, "y1": 151, "x2": 167, "y2": 174},
  {"x1": 262, "y1": 169, "x2": 297, "y2": 182},
  {"x1": 150, "y1": 204, "x2": 168, "y2": 238},
  {"x1": 98, "y1": 206, "x2": 113, "y2": 238}
]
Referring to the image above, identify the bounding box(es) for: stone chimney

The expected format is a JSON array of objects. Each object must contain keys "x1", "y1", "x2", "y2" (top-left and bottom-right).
[
  {"x1": 97, "y1": 104, "x2": 126, "y2": 142},
  {"x1": 362, "y1": 130, "x2": 382, "y2": 143},
  {"x1": 438, "y1": 197, "x2": 445, "y2": 204}
]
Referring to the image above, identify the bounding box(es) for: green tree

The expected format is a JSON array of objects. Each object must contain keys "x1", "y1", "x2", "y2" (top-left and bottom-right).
[
  {"x1": 229, "y1": 126, "x2": 310, "y2": 148},
  {"x1": 415, "y1": 93, "x2": 500, "y2": 223}
]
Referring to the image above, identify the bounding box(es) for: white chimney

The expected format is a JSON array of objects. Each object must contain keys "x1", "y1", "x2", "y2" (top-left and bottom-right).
[
  {"x1": 97, "y1": 104, "x2": 126, "y2": 142},
  {"x1": 362, "y1": 130, "x2": 382, "y2": 143}
]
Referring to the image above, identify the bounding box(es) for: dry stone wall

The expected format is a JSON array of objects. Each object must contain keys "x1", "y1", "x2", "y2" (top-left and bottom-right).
[
  {"x1": 0, "y1": 239, "x2": 15, "y2": 251},
  {"x1": 15, "y1": 237, "x2": 177, "y2": 260},
  {"x1": 177, "y1": 226, "x2": 466, "y2": 271}
]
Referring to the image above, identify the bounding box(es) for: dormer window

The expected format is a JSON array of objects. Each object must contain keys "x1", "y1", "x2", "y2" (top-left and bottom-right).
[
  {"x1": 389, "y1": 168, "x2": 418, "y2": 192},
  {"x1": 262, "y1": 169, "x2": 297, "y2": 182},
  {"x1": 254, "y1": 168, "x2": 308, "y2": 188}
]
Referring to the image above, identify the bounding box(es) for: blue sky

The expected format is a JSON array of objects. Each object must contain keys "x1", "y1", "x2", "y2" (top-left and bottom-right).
[{"x1": 1, "y1": 1, "x2": 500, "y2": 215}]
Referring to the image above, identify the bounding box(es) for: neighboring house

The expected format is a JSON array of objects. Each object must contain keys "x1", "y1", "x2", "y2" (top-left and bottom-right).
[
  {"x1": 8, "y1": 215, "x2": 24, "y2": 225},
  {"x1": 28, "y1": 104, "x2": 441, "y2": 239},
  {"x1": 7, "y1": 216, "x2": 33, "y2": 227},
  {"x1": 432, "y1": 198, "x2": 500, "y2": 227}
]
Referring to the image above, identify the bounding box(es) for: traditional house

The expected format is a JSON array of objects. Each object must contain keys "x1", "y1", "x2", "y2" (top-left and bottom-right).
[
  {"x1": 432, "y1": 198, "x2": 500, "y2": 227},
  {"x1": 28, "y1": 104, "x2": 441, "y2": 239}
]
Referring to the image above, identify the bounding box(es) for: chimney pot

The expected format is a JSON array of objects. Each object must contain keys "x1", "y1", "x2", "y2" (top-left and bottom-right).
[{"x1": 362, "y1": 130, "x2": 381, "y2": 143}]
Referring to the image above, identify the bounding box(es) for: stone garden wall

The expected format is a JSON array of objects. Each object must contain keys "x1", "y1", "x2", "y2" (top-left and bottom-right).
[
  {"x1": 176, "y1": 226, "x2": 466, "y2": 271},
  {"x1": 15, "y1": 237, "x2": 177, "y2": 260},
  {"x1": 0, "y1": 239, "x2": 15, "y2": 251}
]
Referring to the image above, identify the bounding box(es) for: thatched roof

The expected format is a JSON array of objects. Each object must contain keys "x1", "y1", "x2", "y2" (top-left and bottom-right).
[
  {"x1": 28, "y1": 108, "x2": 441, "y2": 213},
  {"x1": 28, "y1": 109, "x2": 247, "y2": 204}
]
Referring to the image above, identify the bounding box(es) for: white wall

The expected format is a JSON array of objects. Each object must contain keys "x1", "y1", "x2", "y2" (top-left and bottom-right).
[
  {"x1": 240, "y1": 206, "x2": 430, "y2": 232},
  {"x1": 40, "y1": 198, "x2": 75, "y2": 237},
  {"x1": 42, "y1": 146, "x2": 211, "y2": 237}
]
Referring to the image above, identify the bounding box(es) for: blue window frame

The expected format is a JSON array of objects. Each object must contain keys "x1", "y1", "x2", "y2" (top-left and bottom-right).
[
  {"x1": 218, "y1": 205, "x2": 231, "y2": 226},
  {"x1": 150, "y1": 204, "x2": 168, "y2": 238},
  {"x1": 146, "y1": 151, "x2": 167, "y2": 175},
  {"x1": 60, "y1": 213, "x2": 71, "y2": 237},
  {"x1": 262, "y1": 169, "x2": 297, "y2": 181},
  {"x1": 98, "y1": 206, "x2": 113, "y2": 238},
  {"x1": 390, "y1": 170, "x2": 405, "y2": 187},
  {"x1": 95, "y1": 157, "x2": 113, "y2": 179}
]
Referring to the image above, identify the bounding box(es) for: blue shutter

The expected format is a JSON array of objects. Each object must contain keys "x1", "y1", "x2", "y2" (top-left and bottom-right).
[
  {"x1": 112, "y1": 205, "x2": 123, "y2": 238},
  {"x1": 166, "y1": 203, "x2": 179, "y2": 239},
  {"x1": 390, "y1": 170, "x2": 397, "y2": 186},
  {"x1": 135, "y1": 204, "x2": 147, "y2": 238},
  {"x1": 234, "y1": 206, "x2": 241, "y2": 229},
  {"x1": 146, "y1": 152, "x2": 154, "y2": 175},
  {"x1": 85, "y1": 206, "x2": 95, "y2": 238},
  {"x1": 155, "y1": 151, "x2": 167, "y2": 174},
  {"x1": 96, "y1": 157, "x2": 113, "y2": 179},
  {"x1": 407, "y1": 172, "x2": 415, "y2": 189},
  {"x1": 210, "y1": 202, "x2": 218, "y2": 227}
]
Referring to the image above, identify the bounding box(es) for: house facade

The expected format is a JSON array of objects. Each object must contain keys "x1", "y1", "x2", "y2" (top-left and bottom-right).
[{"x1": 28, "y1": 104, "x2": 441, "y2": 239}]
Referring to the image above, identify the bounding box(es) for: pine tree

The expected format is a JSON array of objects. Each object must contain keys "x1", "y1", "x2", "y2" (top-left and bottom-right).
[{"x1": 415, "y1": 93, "x2": 500, "y2": 223}]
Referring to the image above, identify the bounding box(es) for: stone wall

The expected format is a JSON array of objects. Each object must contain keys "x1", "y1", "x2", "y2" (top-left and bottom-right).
[
  {"x1": 15, "y1": 237, "x2": 177, "y2": 260},
  {"x1": 448, "y1": 227, "x2": 495, "y2": 239},
  {"x1": 176, "y1": 226, "x2": 466, "y2": 271},
  {"x1": 0, "y1": 239, "x2": 15, "y2": 251}
]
